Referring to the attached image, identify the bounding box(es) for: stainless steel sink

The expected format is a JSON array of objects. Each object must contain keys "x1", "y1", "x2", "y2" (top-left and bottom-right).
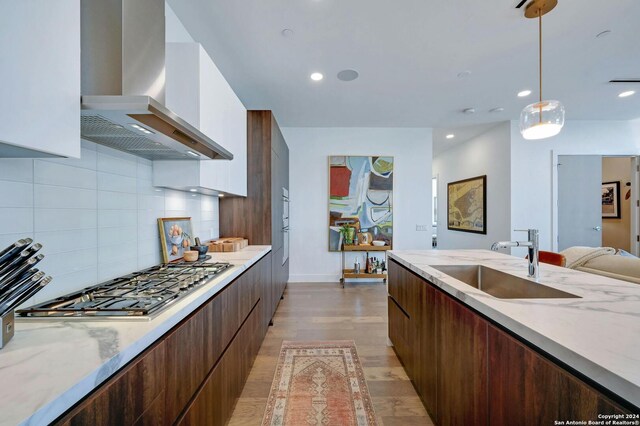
[{"x1": 430, "y1": 265, "x2": 580, "y2": 299}]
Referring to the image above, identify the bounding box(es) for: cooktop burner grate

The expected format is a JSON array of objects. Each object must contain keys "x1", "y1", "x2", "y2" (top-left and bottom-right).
[{"x1": 17, "y1": 261, "x2": 232, "y2": 319}]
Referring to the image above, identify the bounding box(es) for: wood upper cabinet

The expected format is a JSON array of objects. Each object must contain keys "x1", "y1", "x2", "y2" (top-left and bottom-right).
[
  {"x1": 57, "y1": 341, "x2": 166, "y2": 426},
  {"x1": 0, "y1": 1, "x2": 81, "y2": 158},
  {"x1": 488, "y1": 325, "x2": 626, "y2": 425},
  {"x1": 436, "y1": 291, "x2": 489, "y2": 426},
  {"x1": 220, "y1": 111, "x2": 289, "y2": 323}
]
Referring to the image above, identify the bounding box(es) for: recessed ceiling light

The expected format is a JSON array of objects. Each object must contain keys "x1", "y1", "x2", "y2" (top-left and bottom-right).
[
  {"x1": 190, "y1": 188, "x2": 198, "y2": 192},
  {"x1": 490, "y1": 107, "x2": 505, "y2": 113},
  {"x1": 191, "y1": 194, "x2": 197, "y2": 197},
  {"x1": 462, "y1": 108, "x2": 475, "y2": 114},
  {"x1": 281, "y1": 29, "x2": 294, "y2": 37},
  {"x1": 218, "y1": 194, "x2": 225, "y2": 198},
  {"x1": 446, "y1": 134, "x2": 455, "y2": 139},
  {"x1": 619, "y1": 90, "x2": 636, "y2": 98},
  {"x1": 596, "y1": 30, "x2": 611, "y2": 38},
  {"x1": 457, "y1": 70, "x2": 472, "y2": 79},
  {"x1": 518, "y1": 90, "x2": 532, "y2": 97},
  {"x1": 310, "y1": 72, "x2": 324, "y2": 81},
  {"x1": 337, "y1": 69, "x2": 359, "y2": 82}
]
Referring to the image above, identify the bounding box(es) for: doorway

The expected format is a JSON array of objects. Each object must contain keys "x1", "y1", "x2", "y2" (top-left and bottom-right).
[{"x1": 557, "y1": 155, "x2": 638, "y2": 253}]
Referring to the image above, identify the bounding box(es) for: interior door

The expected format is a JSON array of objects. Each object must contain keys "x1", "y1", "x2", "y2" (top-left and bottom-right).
[{"x1": 557, "y1": 155, "x2": 602, "y2": 250}]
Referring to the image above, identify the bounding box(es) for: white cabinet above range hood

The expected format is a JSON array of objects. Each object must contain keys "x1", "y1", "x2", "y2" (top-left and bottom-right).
[
  {"x1": 80, "y1": 0, "x2": 232, "y2": 161},
  {"x1": 153, "y1": 42, "x2": 248, "y2": 197}
]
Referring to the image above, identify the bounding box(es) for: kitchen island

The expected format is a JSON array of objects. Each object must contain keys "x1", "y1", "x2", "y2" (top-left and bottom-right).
[
  {"x1": 0, "y1": 246, "x2": 275, "y2": 426},
  {"x1": 388, "y1": 249, "x2": 640, "y2": 424}
]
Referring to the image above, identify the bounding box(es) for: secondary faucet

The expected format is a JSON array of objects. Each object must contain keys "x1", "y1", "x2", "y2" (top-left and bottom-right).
[{"x1": 491, "y1": 229, "x2": 540, "y2": 280}]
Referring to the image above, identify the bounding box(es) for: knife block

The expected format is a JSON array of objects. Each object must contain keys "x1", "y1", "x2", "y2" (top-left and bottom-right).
[{"x1": 0, "y1": 310, "x2": 15, "y2": 349}]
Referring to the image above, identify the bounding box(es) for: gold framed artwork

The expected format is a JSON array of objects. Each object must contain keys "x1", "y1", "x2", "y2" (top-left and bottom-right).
[
  {"x1": 447, "y1": 175, "x2": 487, "y2": 234},
  {"x1": 158, "y1": 217, "x2": 194, "y2": 263}
]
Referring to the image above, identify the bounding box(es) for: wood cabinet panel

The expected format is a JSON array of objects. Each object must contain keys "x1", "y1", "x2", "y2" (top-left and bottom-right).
[
  {"x1": 178, "y1": 300, "x2": 263, "y2": 425},
  {"x1": 389, "y1": 259, "x2": 635, "y2": 425},
  {"x1": 488, "y1": 325, "x2": 627, "y2": 425},
  {"x1": 388, "y1": 295, "x2": 412, "y2": 373},
  {"x1": 388, "y1": 259, "x2": 437, "y2": 417},
  {"x1": 436, "y1": 291, "x2": 489, "y2": 426},
  {"x1": 57, "y1": 341, "x2": 166, "y2": 426},
  {"x1": 164, "y1": 291, "x2": 225, "y2": 423},
  {"x1": 414, "y1": 276, "x2": 437, "y2": 418}
]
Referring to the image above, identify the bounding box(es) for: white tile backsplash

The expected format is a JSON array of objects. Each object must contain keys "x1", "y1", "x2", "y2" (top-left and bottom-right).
[
  {"x1": 34, "y1": 160, "x2": 97, "y2": 189},
  {"x1": 97, "y1": 171, "x2": 137, "y2": 193},
  {"x1": 34, "y1": 184, "x2": 97, "y2": 209},
  {"x1": 0, "y1": 207, "x2": 34, "y2": 235},
  {"x1": 34, "y1": 229, "x2": 98, "y2": 255},
  {"x1": 98, "y1": 209, "x2": 138, "y2": 228},
  {"x1": 0, "y1": 181, "x2": 33, "y2": 207},
  {"x1": 97, "y1": 149, "x2": 138, "y2": 177},
  {"x1": 35, "y1": 208, "x2": 98, "y2": 232},
  {"x1": 0, "y1": 159, "x2": 34, "y2": 182},
  {"x1": 0, "y1": 141, "x2": 220, "y2": 306},
  {"x1": 98, "y1": 190, "x2": 137, "y2": 210}
]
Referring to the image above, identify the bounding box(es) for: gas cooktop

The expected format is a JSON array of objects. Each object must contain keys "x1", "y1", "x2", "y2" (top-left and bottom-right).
[{"x1": 17, "y1": 259, "x2": 232, "y2": 320}]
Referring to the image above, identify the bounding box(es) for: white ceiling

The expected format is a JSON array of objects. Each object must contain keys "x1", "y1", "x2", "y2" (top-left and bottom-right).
[{"x1": 167, "y1": 0, "x2": 640, "y2": 128}]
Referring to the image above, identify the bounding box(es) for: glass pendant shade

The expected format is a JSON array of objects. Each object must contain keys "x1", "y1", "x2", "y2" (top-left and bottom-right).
[{"x1": 519, "y1": 100, "x2": 565, "y2": 140}]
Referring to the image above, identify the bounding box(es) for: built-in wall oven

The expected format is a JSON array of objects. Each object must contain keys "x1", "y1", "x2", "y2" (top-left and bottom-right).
[{"x1": 282, "y1": 188, "x2": 289, "y2": 265}]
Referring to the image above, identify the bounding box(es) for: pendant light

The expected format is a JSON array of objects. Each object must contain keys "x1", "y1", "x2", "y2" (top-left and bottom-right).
[{"x1": 519, "y1": 0, "x2": 565, "y2": 140}]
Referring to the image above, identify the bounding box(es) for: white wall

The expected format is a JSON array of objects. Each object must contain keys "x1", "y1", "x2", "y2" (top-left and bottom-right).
[
  {"x1": 433, "y1": 122, "x2": 511, "y2": 251},
  {"x1": 0, "y1": 141, "x2": 220, "y2": 305},
  {"x1": 510, "y1": 120, "x2": 640, "y2": 255},
  {"x1": 282, "y1": 127, "x2": 433, "y2": 282},
  {"x1": 166, "y1": 2, "x2": 194, "y2": 43}
]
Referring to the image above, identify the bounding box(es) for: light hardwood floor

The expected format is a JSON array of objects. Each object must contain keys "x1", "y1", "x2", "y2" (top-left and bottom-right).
[{"x1": 228, "y1": 282, "x2": 434, "y2": 426}]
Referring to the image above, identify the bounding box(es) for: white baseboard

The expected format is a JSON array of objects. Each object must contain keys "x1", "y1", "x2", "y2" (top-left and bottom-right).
[
  {"x1": 288, "y1": 274, "x2": 385, "y2": 283},
  {"x1": 289, "y1": 274, "x2": 340, "y2": 283}
]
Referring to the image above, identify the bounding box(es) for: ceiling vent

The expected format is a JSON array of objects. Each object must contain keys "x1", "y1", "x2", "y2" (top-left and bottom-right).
[{"x1": 610, "y1": 79, "x2": 640, "y2": 84}]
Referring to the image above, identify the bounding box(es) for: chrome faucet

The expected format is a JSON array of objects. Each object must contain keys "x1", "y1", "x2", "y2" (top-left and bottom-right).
[{"x1": 491, "y1": 229, "x2": 540, "y2": 280}]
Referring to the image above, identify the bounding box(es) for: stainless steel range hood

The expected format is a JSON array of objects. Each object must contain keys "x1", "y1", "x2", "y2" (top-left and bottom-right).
[{"x1": 80, "y1": 0, "x2": 232, "y2": 161}]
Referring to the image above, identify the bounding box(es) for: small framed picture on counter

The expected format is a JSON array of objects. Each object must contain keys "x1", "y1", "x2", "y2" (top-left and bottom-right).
[
  {"x1": 602, "y1": 181, "x2": 621, "y2": 219},
  {"x1": 158, "y1": 217, "x2": 194, "y2": 263}
]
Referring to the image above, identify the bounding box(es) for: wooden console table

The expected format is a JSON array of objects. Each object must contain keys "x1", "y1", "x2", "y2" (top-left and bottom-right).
[{"x1": 341, "y1": 245, "x2": 390, "y2": 288}]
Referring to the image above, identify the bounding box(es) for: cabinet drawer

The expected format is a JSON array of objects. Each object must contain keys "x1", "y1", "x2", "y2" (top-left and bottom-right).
[
  {"x1": 57, "y1": 341, "x2": 166, "y2": 426},
  {"x1": 388, "y1": 295, "x2": 413, "y2": 376},
  {"x1": 164, "y1": 284, "x2": 238, "y2": 423},
  {"x1": 178, "y1": 299, "x2": 263, "y2": 425}
]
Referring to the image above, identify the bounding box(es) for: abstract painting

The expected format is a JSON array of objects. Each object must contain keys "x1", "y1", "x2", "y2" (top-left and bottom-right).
[
  {"x1": 329, "y1": 156, "x2": 393, "y2": 251},
  {"x1": 158, "y1": 217, "x2": 194, "y2": 263},
  {"x1": 447, "y1": 175, "x2": 486, "y2": 234},
  {"x1": 602, "y1": 181, "x2": 621, "y2": 219}
]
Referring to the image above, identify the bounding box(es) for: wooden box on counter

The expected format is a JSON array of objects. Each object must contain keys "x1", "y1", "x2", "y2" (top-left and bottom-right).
[{"x1": 206, "y1": 238, "x2": 249, "y2": 252}]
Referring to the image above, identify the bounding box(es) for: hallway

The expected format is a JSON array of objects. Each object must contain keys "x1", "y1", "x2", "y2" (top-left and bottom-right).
[{"x1": 228, "y1": 282, "x2": 433, "y2": 425}]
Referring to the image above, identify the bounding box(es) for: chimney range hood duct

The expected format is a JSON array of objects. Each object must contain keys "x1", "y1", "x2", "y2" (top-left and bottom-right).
[{"x1": 80, "y1": 0, "x2": 233, "y2": 161}]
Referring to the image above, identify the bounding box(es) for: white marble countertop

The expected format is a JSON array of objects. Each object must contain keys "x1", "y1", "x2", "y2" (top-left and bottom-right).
[
  {"x1": 0, "y1": 246, "x2": 271, "y2": 426},
  {"x1": 389, "y1": 249, "x2": 640, "y2": 409}
]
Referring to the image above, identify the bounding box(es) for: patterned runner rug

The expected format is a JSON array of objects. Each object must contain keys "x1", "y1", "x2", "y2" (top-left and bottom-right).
[{"x1": 262, "y1": 340, "x2": 378, "y2": 426}]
